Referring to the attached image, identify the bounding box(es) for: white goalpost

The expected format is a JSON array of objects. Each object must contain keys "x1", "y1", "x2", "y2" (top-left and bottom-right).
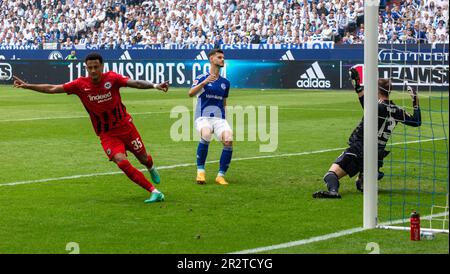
[
  {"x1": 364, "y1": 1, "x2": 449, "y2": 234},
  {"x1": 363, "y1": 0, "x2": 379, "y2": 229}
]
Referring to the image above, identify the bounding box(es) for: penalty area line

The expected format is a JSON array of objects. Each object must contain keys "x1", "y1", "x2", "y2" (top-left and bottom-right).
[
  {"x1": 0, "y1": 137, "x2": 445, "y2": 187},
  {"x1": 0, "y1": 148, "x2": 346, "y2": 187}
]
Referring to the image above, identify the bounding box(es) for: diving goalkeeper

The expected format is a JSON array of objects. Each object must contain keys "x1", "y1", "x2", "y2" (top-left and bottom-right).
[{"x1": 313, "y1": 67, "x2": 422, "y2": 198}]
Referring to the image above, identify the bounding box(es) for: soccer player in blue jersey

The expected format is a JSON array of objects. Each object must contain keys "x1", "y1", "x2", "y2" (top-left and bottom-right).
[{"x1": 188, "y1": 49, "x2": 232, "y2": 185}]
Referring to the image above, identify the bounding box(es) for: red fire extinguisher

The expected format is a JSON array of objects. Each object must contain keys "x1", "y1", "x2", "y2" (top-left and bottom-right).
[{"x1": 410, "y1": 211, "x2": 420, "y2": 241}]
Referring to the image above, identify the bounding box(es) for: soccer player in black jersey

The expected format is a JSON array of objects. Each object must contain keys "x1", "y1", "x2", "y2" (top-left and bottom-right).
[{"x1": 313, "y1": 67, "x2": 422, "y2": 198}]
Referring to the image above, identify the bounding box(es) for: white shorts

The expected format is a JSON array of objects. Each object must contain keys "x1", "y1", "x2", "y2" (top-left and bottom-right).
[{"x1": 195, "y1": 117, "x2": 232, "y2": 141}]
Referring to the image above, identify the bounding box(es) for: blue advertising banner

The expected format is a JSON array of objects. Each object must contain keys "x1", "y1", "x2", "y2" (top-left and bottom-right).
[
  {"x1": 1, "y1": 44, "x2": 448, "y2": 63},
  {"x1": 2, "y1": 60, "x2": 343, "y2": 89},
  {"x1": 1, "y1": 59, "x2": 448, "y2": 90},
  {"x1": 0, "y1": 48, "x2": 352, "y2": 61}
]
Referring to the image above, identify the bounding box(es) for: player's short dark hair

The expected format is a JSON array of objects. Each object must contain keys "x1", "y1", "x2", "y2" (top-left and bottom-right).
[
  {"x1": 208, "y1": 49, "x2": 224, "y2": 58},
  {"x1": 85, "y1": 52, "x2": 103, "y2": 64},
  {"x1": 378, "y1": 78, "x2": 392, "y2": 97}
]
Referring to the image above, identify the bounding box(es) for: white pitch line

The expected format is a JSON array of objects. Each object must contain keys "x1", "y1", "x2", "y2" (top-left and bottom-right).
[
  {"x1": 0, "y1": 137, "x2": 445, "y2": 187},
  {"x1": 0, "y1": 148, "x2": 344, "y2": 187},
  {"x1": 229, "y1": 227, "x2": 367, "y2": 254},
  {"x1": 0, "y1": 107, "x2": 358, "y2": 122},
  {"x1": 0, "y1": 162, "x2": 197, "y2": 187},
  {"x1": 279, "y1": 107, "x2": 360, "y2": 112},
  {"x1": 229, "y1": 212, "x2": 449, "y2": 254}
]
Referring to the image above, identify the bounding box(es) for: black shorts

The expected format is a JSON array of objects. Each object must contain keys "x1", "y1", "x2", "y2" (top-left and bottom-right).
[
  {"x1": 334, "y1": 147, "x2": 390, "y2": 178},
  {"x1": 334, "y1": 146, "x2": 363, "y2": 178}
]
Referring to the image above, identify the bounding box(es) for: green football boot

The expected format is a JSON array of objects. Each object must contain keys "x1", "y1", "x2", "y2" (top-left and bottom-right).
[
  {"x1": 144, "y1": 192, "x2": 165, "y2": 203},
  {"x1": 149, "y1": 167, "x2": 161, "y2": 184}
]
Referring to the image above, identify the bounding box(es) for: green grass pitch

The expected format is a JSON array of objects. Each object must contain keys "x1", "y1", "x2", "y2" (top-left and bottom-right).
[{"x1": 0, "y1": 85, "x2": 448, "y2": 254}]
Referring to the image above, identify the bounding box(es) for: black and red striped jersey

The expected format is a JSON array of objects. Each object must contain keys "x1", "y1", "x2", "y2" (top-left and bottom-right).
[{"x1": 63, "y1": 71, "x2": 131, "y2": 135}]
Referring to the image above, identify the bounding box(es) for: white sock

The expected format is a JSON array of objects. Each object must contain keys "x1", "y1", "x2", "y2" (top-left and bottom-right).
[
  {"x1": 217, "y1": 172, "x2": 225, "y2": 177},
  {"x1": 198, "y1": 169, "x2": 205, "y2": 173},
  {"x1": 152, "y1": 189, "x2": 160, "y2": 194}
]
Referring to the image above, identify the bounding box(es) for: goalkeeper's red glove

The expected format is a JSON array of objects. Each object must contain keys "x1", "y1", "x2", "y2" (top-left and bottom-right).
[{"x1": 349, "y1": 67, "x2": 363, "y2": 93}]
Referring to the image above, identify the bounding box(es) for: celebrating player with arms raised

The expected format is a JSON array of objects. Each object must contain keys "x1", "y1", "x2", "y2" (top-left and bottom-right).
[{"x1": 13, "y1": 53, "x2": 169, "y2": 203}]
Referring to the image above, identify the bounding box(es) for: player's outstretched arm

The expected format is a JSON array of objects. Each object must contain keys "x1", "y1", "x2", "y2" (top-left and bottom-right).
[
  {"x1": 349, "y1": 67, "x2": 364, "y2": 97},
  {"x1": 349, "y1": 67, "x2": 364, "y2": 108},
  {"x1": 126, "y1": 79, "x2": 169, "y2": 92},
  {"x1": 401, "y1": 85, "x2": 421, "y2": 127},
  {"x1": 407, "y1": 85, "x2": 420, "y2": 109},
  {"x1": 13, "y1": 76, "x2": 64, "y2": 94}
]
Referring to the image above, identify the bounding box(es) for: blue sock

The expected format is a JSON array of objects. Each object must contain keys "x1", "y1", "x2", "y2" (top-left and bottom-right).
[
  {"x1": 218, "y1": 145, "x2": 233, "y2": 176},
  {"x1": 197, "y1": 138, "x2": 209, "y2": 171}
]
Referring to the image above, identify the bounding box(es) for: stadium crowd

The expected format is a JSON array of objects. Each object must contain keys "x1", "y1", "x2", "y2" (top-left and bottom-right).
[{"x1": 0, "y1": 0, "x2": 448, "y2": 49}]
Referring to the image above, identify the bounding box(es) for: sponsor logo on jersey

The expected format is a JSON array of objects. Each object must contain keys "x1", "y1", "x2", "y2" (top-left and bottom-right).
[
  {"x1": 296, "y1": 62, "x2": 331, "y2": 88},
  {"x1": 205, "y1": 94, "x2": 223, "y2": 100},
  {"x1": 88, "y1": 91, "x2": 112, "y2": 103}
]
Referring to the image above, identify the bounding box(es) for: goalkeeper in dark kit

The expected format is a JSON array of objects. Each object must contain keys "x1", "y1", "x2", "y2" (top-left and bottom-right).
[{"x1": 313, "y1": 67, "x2": 422, "y2": 198}]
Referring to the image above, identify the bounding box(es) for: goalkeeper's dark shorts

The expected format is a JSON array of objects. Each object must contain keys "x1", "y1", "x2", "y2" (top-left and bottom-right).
[
  {"x1": 335, "y1": 146, "x2": 390, "y2": 178},
  {"x1": 334, "y1": 146, "x2": 362, "y2": 178}
]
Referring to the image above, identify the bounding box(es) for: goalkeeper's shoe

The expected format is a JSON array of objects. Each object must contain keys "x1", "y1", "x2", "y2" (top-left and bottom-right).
[
  {"x1": 312, "y1": 190, "x2": 341, "y2": 199},
  {"x1": 215, "y1": 176, "x2": 229, "y2": 186},
  {"x1": 149, "y1": 167, "x2": 161, "y2": 184},
  {"x1": 196, "y1": 171, "x2": 206, "y2": 185},
  {"x1": 144, "y1": 191, "x2": 165, "y2": 203}
]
